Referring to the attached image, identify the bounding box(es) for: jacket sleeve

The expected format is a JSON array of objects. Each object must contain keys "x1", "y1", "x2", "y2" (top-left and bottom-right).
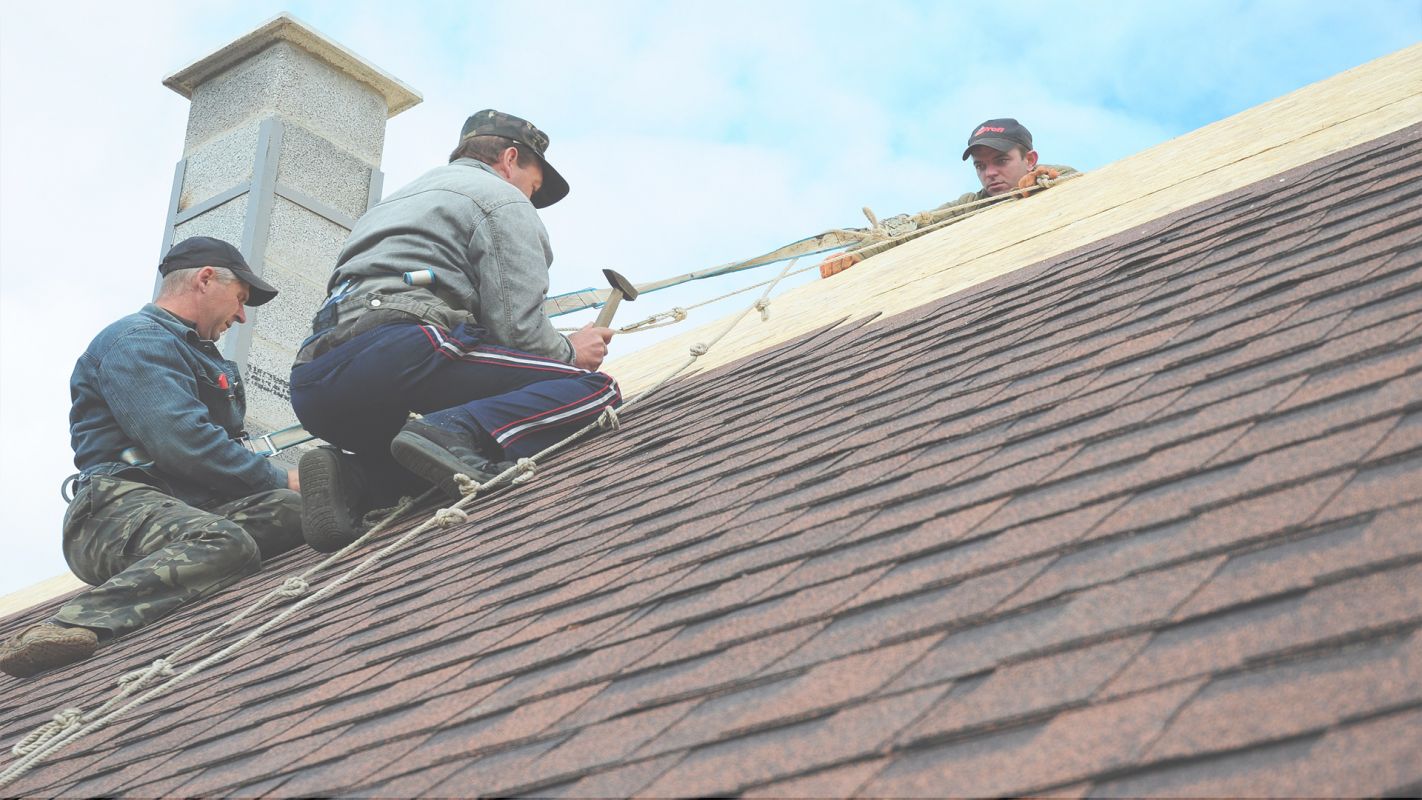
[
  {"x1": 934, "y1": 191, "x2": 984, "y2": 212},
  {"x1": 471, "y1": 198, "x2": 576, "y2": 363},
  {"x1": 99, "y1": 326, "x2": 286, "y2": 495}
]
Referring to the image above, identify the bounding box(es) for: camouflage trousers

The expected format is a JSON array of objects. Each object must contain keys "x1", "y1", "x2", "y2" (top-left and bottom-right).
[{"x1": 53, "y1": 475, "x2": 303, "y2": 639}]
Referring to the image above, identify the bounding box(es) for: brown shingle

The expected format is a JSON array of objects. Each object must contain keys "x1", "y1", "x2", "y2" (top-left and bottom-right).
[
  {"x1": 859, "y1": 681, "x2": 1202, "y2": 797},
  {"x1": 1143, "y1": 629, "x2": 1422, "y2": 761}
]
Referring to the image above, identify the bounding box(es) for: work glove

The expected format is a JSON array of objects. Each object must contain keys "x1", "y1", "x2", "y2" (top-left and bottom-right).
[
  {"x1": 819, "y1": 251, "x2": 863, "y2": 279},
  {"x1": 1016, "y1": 166, "x2": 1062, "y2": 193}
]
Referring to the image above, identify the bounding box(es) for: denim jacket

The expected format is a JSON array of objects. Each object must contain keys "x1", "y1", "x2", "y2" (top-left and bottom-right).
[
  {"x1": 69, "y1": 304, "x2": 286, "y2": 507},
  {"x1": 303, "y1": 158, "x2": 574, "y2": 364}
]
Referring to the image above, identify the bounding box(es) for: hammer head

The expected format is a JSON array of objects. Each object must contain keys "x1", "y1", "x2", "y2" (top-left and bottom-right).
[{"x1": 602, "y1": 268, "x2": 639, "y2": 301}]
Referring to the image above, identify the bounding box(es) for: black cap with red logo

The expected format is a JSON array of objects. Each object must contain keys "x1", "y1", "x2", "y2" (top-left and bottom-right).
[{"x1": 962, "y1": 118, "x2": 1033, "y2": 160}]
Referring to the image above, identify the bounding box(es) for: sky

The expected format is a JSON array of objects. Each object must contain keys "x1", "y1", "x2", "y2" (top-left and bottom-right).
[{"x1": 1, "y1": 0, "x2": 1418, "y2": 598}]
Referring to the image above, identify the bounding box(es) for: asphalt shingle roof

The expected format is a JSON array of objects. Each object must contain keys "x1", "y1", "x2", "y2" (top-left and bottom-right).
[{"x1": 2, "y1": 122, "x2": 1420, "y2": 798}]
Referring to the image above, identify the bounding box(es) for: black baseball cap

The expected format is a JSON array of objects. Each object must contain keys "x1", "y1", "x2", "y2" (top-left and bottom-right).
[
  {"x1": 962, "y1": 118, "x2": 1033, "y2": 160},
  {"x1": 159, "y1": 236, "x2": 278, "y2": 306},
  {"x1": 458, "y1": 109, "x2": 570, "y2": 208}
]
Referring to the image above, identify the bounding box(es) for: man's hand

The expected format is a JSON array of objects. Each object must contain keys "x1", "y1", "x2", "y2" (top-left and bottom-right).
[
  {"x1": 570, "y1": 323, "x2": 615, "y2": 370},
  {"x1": 1016, "y1": 166, "x2": 1062, "y2": 193},
  {"x1": 819, "y1": 251, "x2": 864, "y2": 279},
  {"x1": 286, "y1": 468, "x2": 301, "y2": 493}
]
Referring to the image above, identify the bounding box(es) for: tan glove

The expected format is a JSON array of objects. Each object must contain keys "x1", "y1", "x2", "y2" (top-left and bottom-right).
[
  {"x1": 1016, "y1": 166, "x2": 1062, "y2": 193},
  {"x1": 819, "y1": 251, "x2": 863, "y2": 279}
]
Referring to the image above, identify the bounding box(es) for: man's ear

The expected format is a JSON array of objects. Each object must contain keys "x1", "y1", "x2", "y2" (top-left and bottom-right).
[
  {"x1": 196, "y1": 265, "x2": 217, "y2": 289},
  {"x1": 1025, "y1": 149, "x2": 1039, "y2": 168}
]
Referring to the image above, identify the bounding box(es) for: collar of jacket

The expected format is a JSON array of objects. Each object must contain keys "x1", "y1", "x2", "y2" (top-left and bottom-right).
[{"x1": 140, "y1": 303, "x2": 222, "y2": 354}]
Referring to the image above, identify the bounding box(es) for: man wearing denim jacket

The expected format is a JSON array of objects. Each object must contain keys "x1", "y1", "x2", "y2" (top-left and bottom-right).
[
  {"x1": 290, "y1": 110, "x2": 620, "y2": 552},
  {"x1": 0, "y1": 237, "x2": 305, "y2": 679}
]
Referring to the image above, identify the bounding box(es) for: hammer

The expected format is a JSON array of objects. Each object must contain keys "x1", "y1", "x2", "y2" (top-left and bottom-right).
[{"x1": 593, "y1": 269, "x2": 639, "y2": 328}]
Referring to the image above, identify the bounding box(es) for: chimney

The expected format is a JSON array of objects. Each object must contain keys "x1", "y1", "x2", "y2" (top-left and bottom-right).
[{"x1": 159, "y1": 13, "x2": 420, "y2": 446}]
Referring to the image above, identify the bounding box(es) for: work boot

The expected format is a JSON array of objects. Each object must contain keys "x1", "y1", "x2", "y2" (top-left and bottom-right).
[
  {"x1": 0, "y1": 622, "x2": 99, "y2": 678},
  {"x1": 389, "y1": 418, "x2": 511, "y2": 500},
  {"x1": 298, "y1": 446, "x2": 372, "y2": 553}
]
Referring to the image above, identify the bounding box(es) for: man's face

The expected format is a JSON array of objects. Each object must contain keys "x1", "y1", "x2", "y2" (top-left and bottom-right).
[
  {"x1": 194, "y1": 271, "x2": 249, "y2": 340},
  {"x1": 970, "y1": 145, "x2": 1038, "y2": 196},
  {"x1": 496, "y1": 147, "x2": 544, "y2": 202}
]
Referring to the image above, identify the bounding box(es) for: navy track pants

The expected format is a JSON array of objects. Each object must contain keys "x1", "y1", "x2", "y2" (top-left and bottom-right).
[{"x1": 290, "y1": 322, "x2": 620, "y2": 492}]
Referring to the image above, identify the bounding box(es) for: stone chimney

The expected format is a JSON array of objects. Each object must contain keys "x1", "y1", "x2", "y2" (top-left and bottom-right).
[{"x1": 159, "y1": 13, "x2": 420, "y2": 446}]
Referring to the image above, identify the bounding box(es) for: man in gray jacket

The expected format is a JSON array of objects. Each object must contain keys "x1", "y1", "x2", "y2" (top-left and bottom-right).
[{"x1": 289, "y1": 110, "x2": 618, "y2": 551}]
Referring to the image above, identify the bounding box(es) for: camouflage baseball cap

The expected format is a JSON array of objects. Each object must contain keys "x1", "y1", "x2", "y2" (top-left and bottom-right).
[
  {"x1": 459, "y1": 109, "x2": 570, "y2": 208},
  {"x1": 961, "y1": 118, "x2": 1033, "y2": 160}
]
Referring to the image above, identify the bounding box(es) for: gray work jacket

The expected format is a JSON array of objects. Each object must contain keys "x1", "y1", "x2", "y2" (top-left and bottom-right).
[{"x1": 302, "y1": 158, "x2": 574, "y2": 364}]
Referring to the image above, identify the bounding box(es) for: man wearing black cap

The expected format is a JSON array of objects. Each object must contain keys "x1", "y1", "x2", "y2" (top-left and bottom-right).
[
  {"x1": 289, "y1": 109, "x2": 620, "y2": 551},
  {"x1": 821, "y1": 118, "x2": 1078, "y2": 277},
  {"x1": 0, "y1": 237, "x2": 305, "y2": 678}
]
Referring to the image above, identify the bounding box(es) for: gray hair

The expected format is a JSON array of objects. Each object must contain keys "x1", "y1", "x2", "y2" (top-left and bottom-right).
[{"x1": 156, "y1": 266, "x2": 240, "y2": 299}]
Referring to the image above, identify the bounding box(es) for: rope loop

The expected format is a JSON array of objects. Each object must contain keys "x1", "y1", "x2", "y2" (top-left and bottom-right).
[
  {"x1": 433, "y1": 507, "x2": 469, "y2": 527},
  {"x1": 598, "y1": 406, "x2": 622, "y2": 431},
  {"x1": 511, "y1": 459, "x2": 539, "y2": 485},
  {"x1": 689, "y1": 342, "x2": 709, "y2": 358},
  {"x1": 754, "y1": 298, "x2": 771, "y2": 321},
  {"x1": 276, "y1": 577, "x2": 309, "y2": 598},
  {"x1": 12, "y1": 708, "x2": 83, "y2": 757},
  {"x1": 454, "y1": 473, "x2": 481, "y2": 497}
]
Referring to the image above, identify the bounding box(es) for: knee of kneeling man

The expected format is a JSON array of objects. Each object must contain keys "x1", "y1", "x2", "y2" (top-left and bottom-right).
[
  {"x1": 202, "y1": 523, "x2": 263, "y2": 575},
  {"x1": 269, "y1": 488, "x2": 304, "y2": 523}
]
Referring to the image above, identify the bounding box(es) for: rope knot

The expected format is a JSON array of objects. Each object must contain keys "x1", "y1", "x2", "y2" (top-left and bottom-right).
[
  {"x1": 672, "y1": 307, "x2": 688, "y2": 322},
  {"x1": 276, "y1": 577, "x2": 309, "y2": 598},
  {"x1": 433, "y1": 507, "x2": 469, "y2": 527},
  {"x1": 754, "y1": 298, "x2": 771, "y2": 321},
  {"x1": 511, "y1": 458, "x2": 539, "y2": 484},
  {"x1": 689, "y1": 342, "x2": 709, "y2": 358},
  {"x1": 598, "y1": 406, "x2": 622, "y2": 431},
  {"x1": 119, "y1": 658, "x2": 174, "y2": 689},
  {"x1": 13, "y1": 708, "x2": 84, "y2": 756},
  {"x1": 454, "y1": 473, "x2": 481, "y2": 497}
]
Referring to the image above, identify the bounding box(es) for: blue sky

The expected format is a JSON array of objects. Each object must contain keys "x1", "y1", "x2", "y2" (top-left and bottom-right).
[{"x1": 1, "y1": 0, "x2": 1418, "y2": 597}]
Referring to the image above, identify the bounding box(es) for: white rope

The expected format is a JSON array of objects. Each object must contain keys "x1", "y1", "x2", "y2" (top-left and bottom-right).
[
  {"x1": 10, "y1": 709, "x2": 80, "y2": 757},
  {"x1": 117, "y1": 659, "x2": 174, "y2": 689},
  {"x1": 275, "y1": 577, "x2": 309, "y2": 598},
  {"x1": 433, "y1": 507, "x2": 469, "y2": 527},
  {"x1": 2, "y1": 256, "x2": 804, "y2": 789},
  {"x1": 454, "y1": 473, "x2": 481, "y2": 497},
  {"x1": 510, "y1": 458, "x2": 539, "y2": 485},
  {"x1": 598, "y1": 406, "x2": 621, "y2": 431}
]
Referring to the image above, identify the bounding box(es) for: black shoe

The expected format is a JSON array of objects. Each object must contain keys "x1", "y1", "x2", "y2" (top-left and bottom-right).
[
  {"x1": 389, "y1": 418, "x2": 510, "y2": 500},
  {"x1": 299, "y1": 446, "x2": 371, "y2": 553}
]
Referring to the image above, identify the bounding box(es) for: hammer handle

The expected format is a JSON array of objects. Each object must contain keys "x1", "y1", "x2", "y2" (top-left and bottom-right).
[{"x1": 594, "y1": 293, "x2": 623, "y2": 328}]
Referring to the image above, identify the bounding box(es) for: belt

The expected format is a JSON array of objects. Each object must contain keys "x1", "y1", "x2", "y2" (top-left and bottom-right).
[{"x1": 60, "y1": 424, "x2": 315, "y2": 502}]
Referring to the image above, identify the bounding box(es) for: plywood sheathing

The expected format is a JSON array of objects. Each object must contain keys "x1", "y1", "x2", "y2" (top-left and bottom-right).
[{"x1": 606, "y1": 43, "x2": 1422, "y2": 393}]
